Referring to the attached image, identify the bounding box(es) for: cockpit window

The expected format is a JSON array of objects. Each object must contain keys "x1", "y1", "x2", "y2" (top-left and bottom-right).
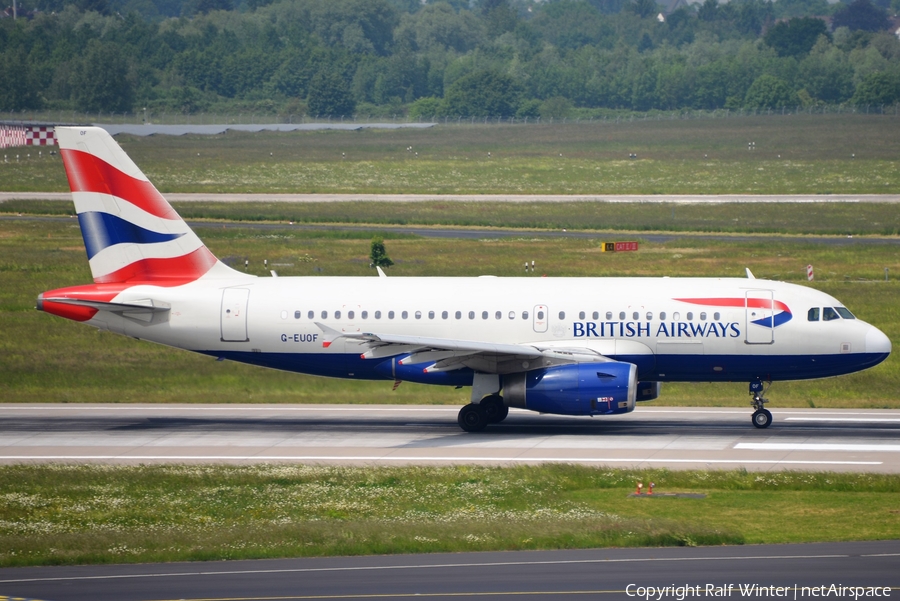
[
  {"x1": 835, "y1": 307, "x2": 856, "y2": 319},
  {"x1": 823, "y1": 307, "x2": 840, "y2": 321},
  {"x1": 807, "y1": 308, "x2": 820, "y2": 322}
]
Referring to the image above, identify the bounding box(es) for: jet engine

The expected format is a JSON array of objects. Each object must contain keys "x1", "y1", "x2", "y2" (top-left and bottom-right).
[{"x1": 502, "y1": 362, "x2": 637, "y2": 416}]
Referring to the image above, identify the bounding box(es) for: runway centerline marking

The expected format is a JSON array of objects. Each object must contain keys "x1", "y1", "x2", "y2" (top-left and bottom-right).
[{"x1": 735, "y1": 443, "x2": 900, "y2": 452}]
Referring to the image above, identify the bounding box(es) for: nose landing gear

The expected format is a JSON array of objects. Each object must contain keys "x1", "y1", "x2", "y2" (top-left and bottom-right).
[{"x1": 750, "y1": 380, "x2": 772, "y2": 428}]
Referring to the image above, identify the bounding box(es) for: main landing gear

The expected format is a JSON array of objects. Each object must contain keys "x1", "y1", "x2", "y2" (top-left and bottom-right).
[
  {"x1": 457, "y1": 395, "x2": 509, "y2": 432},
  {"x1": 750, "y1": 380, "x2": 772, "y2": 429}
]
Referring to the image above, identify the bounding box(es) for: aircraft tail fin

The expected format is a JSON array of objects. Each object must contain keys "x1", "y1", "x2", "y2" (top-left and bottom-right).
[{"x1": 56, "y1": 126, "x2": 244, "y2": 285}]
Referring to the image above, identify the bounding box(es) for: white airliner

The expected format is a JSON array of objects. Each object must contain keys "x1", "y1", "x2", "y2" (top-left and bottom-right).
[{"x1": 38, "y1": 127, "x2": 891, "y2": 431}]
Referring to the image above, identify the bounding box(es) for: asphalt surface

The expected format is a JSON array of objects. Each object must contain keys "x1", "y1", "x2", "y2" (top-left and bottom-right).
[
  {"x1": 3, "y1": 405, "x2": 900, "y2": 473},
  {"x1": 2, "y1": 213, "x2": 899, "y2": 247},
  {"x1": 0, "y1": 540, "x2": 898, "y2": 601}
]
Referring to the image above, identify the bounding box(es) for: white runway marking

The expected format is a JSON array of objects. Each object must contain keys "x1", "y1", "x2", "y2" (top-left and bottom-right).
[
  {"x1": 735, "y1": 443, "x2": 900, "y2": 452},
  {"x1": 786, "y1": 417, "x2": 900, "y2": 423},
  {"x1": 0, "y1": 455, "x2": 882, "y2": 465}
]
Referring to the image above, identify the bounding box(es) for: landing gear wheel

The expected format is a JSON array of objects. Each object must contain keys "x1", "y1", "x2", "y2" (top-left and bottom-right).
[
  {"x1": 458, "y1": 404, "x2": 488, "y2": 432},
  {"x1": 752, "y1": 409, "x2": 772, "y2": 429},
  {"x1": 480, "y1": 395, "x2": 509, "y2": 424}
]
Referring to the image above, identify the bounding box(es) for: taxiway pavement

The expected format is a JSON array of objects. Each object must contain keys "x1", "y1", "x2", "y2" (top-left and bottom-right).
[
  {"x1": 1, "y1": 540, "x2": 898, "y2": 601},
  {"x1": 2, "y1": 405, "x2": 899, "y2": 473}
]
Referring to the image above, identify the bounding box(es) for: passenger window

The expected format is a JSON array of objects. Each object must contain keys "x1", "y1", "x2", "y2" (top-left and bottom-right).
[
  {"x1": 361, "y1": 311, "x2": 368, "y2": 319},
  {"x1": 579, "y1": 311, "x2": 585, "y2": 320},
  {"x1": 673, "y1": 312, "x2": 680, "y2": 320},
  {"x1": 592, "y1": 311, "x2": 599, "y2": 320},
  {"x1": 559, "y1": 311, "x2": 566, "y2": 319},
  {"x1": 321, "y1": 311, "x2": 328, "y2": 319},
  {"x1": 495, "y1": 311, "x2": 502, "y2": 320},
  {"x1": 523, "y1": 311, "x2": 529, "y2": 319},
  {"x1": 823, "y1": 307, "x2": 840, "y2": 321},
  {"x1": 375, "y1": 310, "x2": 381, "y2": 319},
  {"x1": 660, "y1": 312, "x2": 666, "y2": 320},
  {"x1": 699, "y1": 312, "x2": 706, "y2": 321},
  {"x1": 713, "y1": 312, "x2": 720, "y2": 321},
  {"x1": 835, "y1": 307, "x2": 856, "y2": 319},
  {"x1": 606, "y1": 311, "x2": 613, "y2": 320},
  {"x1": 508, "y1": 311, "x2": 515, "y2": 319},
  {"x1": 619, "y1": 311, "x2": 625, "y2": 320},
  {"x1": 441, "y1": 311, "x2": 448, "y2": 319},
  {"x1": 469, "y1": 311, "x2": 475, "y2": 320},
  {"x1": 415, "y1": 310, "x2": 422, "y2": 319},
  {"x1": 482, "y1": 311, "x2": 489, "y2": 320},
  {"x1": 335, "y1": 311, "x2": 341, "y2": 319},
  {"x1": 294, "y1": 311, "x2": 301, "y2": 319},
  {"x1": 402, "y1": 311, "x2": 409, "y2": 319},
  {"x1": 632, "y1": 312, "x2": 639, "y2": 320},
  {"x1": 348, "y1": 311, "x2": 354, "y2": 320},
  {"x1": 388, "y1": 311, "x2": 395, "y2": 319},
  {"x1": 686, "y1": 312, "x2": 693, "y2": 320},
  {"x1": 646, "y1": 312, "x2": 653, "y2": 320},
  {"x1": 808, "y1": 308, "x2": 820, "y2": 322},
  {"x1": 428, "y1": 311, "x2": 435, "y2": 319},
  {"x1": 537, "y1": 310, "x2": 544, "y2": 319},
  {"x1": 308, "y1": 310, "x2": 314, "y2": 319},
  {"x1": 454, "y1": 311, "x2": 461, "y2": 319}
]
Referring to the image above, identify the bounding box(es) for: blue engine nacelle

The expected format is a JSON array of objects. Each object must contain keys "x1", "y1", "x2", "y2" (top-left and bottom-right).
[{"x1": 502, "y1": 362, "x2": 637, "y2": 416}]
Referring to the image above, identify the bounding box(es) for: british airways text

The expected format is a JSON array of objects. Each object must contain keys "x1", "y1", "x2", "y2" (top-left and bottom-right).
[{"x1": 573, "y1": 321, "x2": 741, "y2": 338}]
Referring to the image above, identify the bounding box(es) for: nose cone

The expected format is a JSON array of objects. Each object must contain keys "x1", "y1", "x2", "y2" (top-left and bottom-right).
[{"x1": 866, "y1": 326, "x2": 892, "y2": 356}]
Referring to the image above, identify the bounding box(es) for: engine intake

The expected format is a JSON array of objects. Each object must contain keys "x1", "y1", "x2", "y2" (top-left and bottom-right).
[{"x1": 503, "y1": 362, "x2": 637, "y2": 416}]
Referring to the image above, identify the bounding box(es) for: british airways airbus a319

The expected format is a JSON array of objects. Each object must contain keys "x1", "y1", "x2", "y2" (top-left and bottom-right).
[{"x1": 38, "y1": 127, "x2": 891, "y2": 431}]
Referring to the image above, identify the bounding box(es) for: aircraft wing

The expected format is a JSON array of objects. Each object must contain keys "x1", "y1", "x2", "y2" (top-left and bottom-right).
[{"x1": 315, "y1": 323, "x2": 614, "y2": 374}]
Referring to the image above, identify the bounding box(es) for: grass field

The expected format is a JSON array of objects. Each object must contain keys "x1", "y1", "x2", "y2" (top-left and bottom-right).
[
  {"x1": 2, "y1": 464, "x2": 899, "y2": 567},
  {"x1": 1, "y1": 217, "x2": 897, "y2": 407},
  {"x1": 1, "y1": 115, "x2": 899, "y2": 194}
]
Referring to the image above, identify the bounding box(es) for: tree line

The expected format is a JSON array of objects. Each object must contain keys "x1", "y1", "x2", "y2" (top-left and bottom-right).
[{"x1": 1, "y1": 0, "x2": 899, "y2": 118}]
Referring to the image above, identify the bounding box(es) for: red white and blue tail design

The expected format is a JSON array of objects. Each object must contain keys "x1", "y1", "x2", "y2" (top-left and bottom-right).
[{"x1": 56, "y1": 126, "x2": 239, "y2": 284}]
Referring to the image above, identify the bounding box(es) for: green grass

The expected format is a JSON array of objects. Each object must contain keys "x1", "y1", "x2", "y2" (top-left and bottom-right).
[
  {"x1": 2, "y1": 464, "x2": 899, "y2": 567},
  {"x1": 1, "y1": 218, "x2": 897, "y2": 407},
  {"x1": 1, "y1": 116, "x2": 899, "y2": 194}
]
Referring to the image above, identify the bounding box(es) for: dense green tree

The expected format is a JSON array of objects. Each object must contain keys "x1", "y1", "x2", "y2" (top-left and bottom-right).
[
  {"x1": 764, "y1": 17, "x2": 828, "y2": 58},
  {"x1": 529, "y1": 0, "x2": 615, "y2": 50},
  {"x1": 798, "y1": 40, "x2": 855, "y2": 103},
  {"x1": 626, "y1": 0, "x2": 661, "y2": 19},
  {"x1": 71, "y1": 40, "x2": 134, "y2": 112},
  {"x1": 441, "y1": 69, "x2": 522, "y2": 116},
  {"x1": 832, "y1": 0, "x2": 890, "y2": 32},
  {"x1": 394, "y1": 2, "x2": 484, "y2": 53},
  {"x1": 851, "y1": 71, "x2": 899, "y2": 105},
  {"x1": 307, "y1": 70, "x2": 356, "y2": 117},
  {"x1": 744, "y1": 73, "x2": 797, "y2": 108},
  {"x1": 0, "y1": 47, "x2": 43, "y2": 110}
]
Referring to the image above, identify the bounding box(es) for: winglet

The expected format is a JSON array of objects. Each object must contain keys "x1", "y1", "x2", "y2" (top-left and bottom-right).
[
  {"x1": 745, "y1": 268, "x2": 755, "y2": 279},
  {"x1": 376, "y1": 266, "x2": 387, "y2": 278}
]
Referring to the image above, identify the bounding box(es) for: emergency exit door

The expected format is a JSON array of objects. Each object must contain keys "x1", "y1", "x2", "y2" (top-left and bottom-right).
[{"x1": 221, "y1": 288, "x2": 250, "y2": 342}]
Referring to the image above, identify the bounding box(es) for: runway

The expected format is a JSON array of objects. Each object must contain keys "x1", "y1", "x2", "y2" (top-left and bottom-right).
[
  {"x1": 3, "y1": 192, "x2": 900, "y2": 203},
  {"x1": 1, "y1": 540, "x2": 898, "y2": 601},
  {"x1": 2, "y1": 405, "x2": 900, "y2": 472}
]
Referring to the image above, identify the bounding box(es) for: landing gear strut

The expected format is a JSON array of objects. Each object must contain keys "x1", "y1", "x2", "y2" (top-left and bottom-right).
[{"x1": 750, "y1": 380, "x2": 772, "y2": 429}]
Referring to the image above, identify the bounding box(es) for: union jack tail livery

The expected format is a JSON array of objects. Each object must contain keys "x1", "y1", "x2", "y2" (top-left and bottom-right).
[{"x1": 56, "y1": 126, "x2": 240, "y2": 284}]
